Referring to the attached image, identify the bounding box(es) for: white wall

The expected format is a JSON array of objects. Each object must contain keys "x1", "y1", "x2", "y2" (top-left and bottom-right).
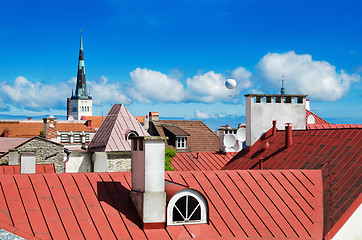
[
  {"x1": 93, "y1": 152, "x2": 108, "y2": 172},
  {"x1": 65, "y1": 152, "x2": 92, "y2": 172},
  {"x1": 332, "y1": 203, "x2": 362, "y2": 240},
  {"x1": 246, "y1": 95, "x2": 307, "y2": 146}
]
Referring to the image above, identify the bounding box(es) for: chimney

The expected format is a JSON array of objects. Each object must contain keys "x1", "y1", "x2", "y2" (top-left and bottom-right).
[
  {"x1": 306, "y1": 99, "x2": 310, "y2": 111},
  {"x1": 258, "y1": 158, "x2": 263, "y2": 170},
  {"x1": 20, "y1": 153, "x2": 36, "y2": 174},
  {"x1": 85, "y1": 120, "x2": 92, "y2": 128},
  {"x1": 3, "y1": 130, "x2": 9, "y2": 137},
  {"x1": 43, "y1": 115, "x2": 58, "y2": 140},
  {"x1": 272, "y1": 120, "x2": 277, "y2": 135},
  {"x1": 27, "y1": 117, "x2": 32, "y2": 120},
  {"x1": 130, "y1": 136, "x2": 167, "y2": 229},
  {"x1": 149, "y1": 112, "x2": 159, "y2": 122},
  {"x1": 8, "y1": 149, "x2": 19, "y2": 165},
  {"x1": 285, "y1": 123, "x2": 293, "y2": 148}
]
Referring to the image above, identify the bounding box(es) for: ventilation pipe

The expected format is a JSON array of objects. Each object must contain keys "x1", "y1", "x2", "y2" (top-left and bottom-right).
[
  {"x1": 285, "y1": 123, "x2": 293, "y2": 148},
  {"x1": 272, "y1": 120, "x2": 277, "y2": 136}
]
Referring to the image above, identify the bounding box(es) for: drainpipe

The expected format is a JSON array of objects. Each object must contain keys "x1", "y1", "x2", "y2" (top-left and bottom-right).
[
  {"x1": 64, "y1": 149, "x2": 72, "y2": 173},
  {"x1": 285, "y1": 123, "x2": 293, "y2": 148}
]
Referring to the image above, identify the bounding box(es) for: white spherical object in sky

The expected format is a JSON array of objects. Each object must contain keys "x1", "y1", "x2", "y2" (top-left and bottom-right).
[{"x1": 225, "y1": 78, "x2": 237, "y2": 89}]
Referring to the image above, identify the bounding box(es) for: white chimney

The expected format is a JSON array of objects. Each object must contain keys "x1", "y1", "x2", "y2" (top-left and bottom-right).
[
  {"x1": 20, "y1": 154, "x2": 36, "y2": 174},
  {"x1": 306, "y1": 99, "x2": 310, "y2": 111},
  {"x1": 245, "y1": 94, "x2": 307, "y2": 146},
  {"x1": 130, "y1": 136, "x2": 167, "y2": 229}
]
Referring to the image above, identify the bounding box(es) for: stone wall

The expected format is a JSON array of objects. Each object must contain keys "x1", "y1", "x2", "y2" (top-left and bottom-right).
[
  {"x1": 0, "y1": 137, "x2": 65, "y2": 173},
  {"x1": 107, "y1": 151, "x2": 131, "y2": 172}
]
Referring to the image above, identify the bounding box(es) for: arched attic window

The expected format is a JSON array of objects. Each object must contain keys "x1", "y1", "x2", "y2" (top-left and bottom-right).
[
  {"x1": 126, "y1": 130, "x2": 139, "y2": 141},
  {"x1": 167, "y1": 188, "x2": 208, "y2": 226}
]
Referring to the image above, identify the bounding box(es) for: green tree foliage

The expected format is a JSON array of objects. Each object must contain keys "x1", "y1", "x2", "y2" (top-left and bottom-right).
[{"x1": 165, "y1": 148, "x2": 176, "y2": 171}]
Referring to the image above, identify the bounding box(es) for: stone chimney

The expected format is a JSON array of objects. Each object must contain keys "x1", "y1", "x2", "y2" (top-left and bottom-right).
[
  {"x1": 43, "y1": 115, "x2": 58, "y2": 141},
  {"x1": 130, "y1": 136, "x2": 167, "y2": 229}
]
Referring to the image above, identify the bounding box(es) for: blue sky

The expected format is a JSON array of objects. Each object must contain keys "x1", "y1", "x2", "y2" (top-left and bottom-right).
[{"x1": 0, "y1": 0, "x2": 361, "y2": 130}]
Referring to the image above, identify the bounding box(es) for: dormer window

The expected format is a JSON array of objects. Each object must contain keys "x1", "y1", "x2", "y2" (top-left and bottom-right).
[
  {"x1": 167, "y1": 189, "x2": 208, "y2": 226},
  {"x1": 176, "y1": 137, "x2": 187, "y2": 149}
]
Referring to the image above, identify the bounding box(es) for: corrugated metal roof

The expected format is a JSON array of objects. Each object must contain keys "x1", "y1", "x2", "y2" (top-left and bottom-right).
[
  {"x1": 0, "y1": 170, "x2": 323, "y2": 239},
  {"x1": 0, "y1": 164, "x2": 55, "y2": 174},
  {"x1": 172, "y1": 152, "x2": 236, "y2": 171},
  {"x1": 89, "y1": 104, "x2": 149, "y2": 152},
  {"x1": 223, "y1": 126, "x2": 362, "y2": 239}
]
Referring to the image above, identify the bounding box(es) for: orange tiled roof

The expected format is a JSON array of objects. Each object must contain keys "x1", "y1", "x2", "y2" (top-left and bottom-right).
[
  {"x1": 0, "y1": 121, "x2": 95, "y2": 138},
  {"x1": 81, "y1": 116, "x2": 106, "y2": 129}
]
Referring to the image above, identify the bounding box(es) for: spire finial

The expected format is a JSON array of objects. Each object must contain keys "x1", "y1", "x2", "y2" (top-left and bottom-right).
[
  {"x1": 281, "y1": 73, "x2": 285, "y2": 95},
  {"x1": 80, "y1": 30, "x2": 83, "y2": 51}
]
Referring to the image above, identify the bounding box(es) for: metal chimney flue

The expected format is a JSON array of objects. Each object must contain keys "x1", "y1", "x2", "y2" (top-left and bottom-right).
[
  {"x1": 285, "y1": 123, "x2": 293, "y2": 148},
  {"x1": 272, "y1": 120, "x2": 277, "y2": 136}
]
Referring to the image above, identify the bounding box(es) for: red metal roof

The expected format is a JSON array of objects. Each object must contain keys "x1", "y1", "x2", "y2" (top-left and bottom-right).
[
  {"x1": 223, "y1": 126, "x2": 362, "y2": 239},
  {"x1": 306, "y1": 109, "x2": 329, "y2": 125},
  {"x1": 0, "y1": 170, "x2": 323, "y2": 239},
  {"x1": 172, "y1": 152, "x2": 236, "y2": 171},
  {"x1": 89, "y1": 104, "x2": 149, "y2": 152},
  {"x1": 0, "y1": 164, "x2": 55, "y2": 174}
]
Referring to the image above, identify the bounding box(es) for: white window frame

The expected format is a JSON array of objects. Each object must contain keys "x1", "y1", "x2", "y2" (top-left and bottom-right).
[
  {"x1": 176, "y1": 137, "x2": 187, "y2": 149},
  {"x1": 167, "y1": 189, "x2": 208, "y2": 226}
]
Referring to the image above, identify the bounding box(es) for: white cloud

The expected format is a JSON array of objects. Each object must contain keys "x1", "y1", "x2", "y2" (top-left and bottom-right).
[
  {"x1": 89, "y1": 76, "x2": 132, "y2": 105},
  {"x1": 0, "y1": 76, "x2": 71, "y2": 110},
  {"x1": 129, "y1": 67, "x2": 185, "y2": 103},
  {"x1": 186, "y1": 67, "x2": 252, "y2": 103},
  {"x1": 257, "y1": 51, "x2": 360, "y2": 101}
]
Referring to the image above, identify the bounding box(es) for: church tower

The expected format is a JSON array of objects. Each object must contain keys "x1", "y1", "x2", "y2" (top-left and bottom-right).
[{"x1": 67, "y1": 31, "x2": 92, "y2": 120}]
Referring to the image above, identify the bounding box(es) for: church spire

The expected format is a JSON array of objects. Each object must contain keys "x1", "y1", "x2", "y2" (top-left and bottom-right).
[
  {"x1": 281, "y1": 73, "x2": 286, "y2": 95},
  {"x1": 74, "y1": 30, "x2": 91, "y2": 99}
]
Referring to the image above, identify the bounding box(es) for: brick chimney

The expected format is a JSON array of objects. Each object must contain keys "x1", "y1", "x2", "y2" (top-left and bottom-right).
[
  {"x1": 130, "y1": 136, "x2": 167, "y2": 229},
  {"x1": 3, "y1": 130, "x2": 9, "y2": 137},
  {"x1": 285, "y1": 123, "x2": 293, "y2": 148},
  {"x1": 43, "y1": 115, "x2": 58, "y2": 141}
]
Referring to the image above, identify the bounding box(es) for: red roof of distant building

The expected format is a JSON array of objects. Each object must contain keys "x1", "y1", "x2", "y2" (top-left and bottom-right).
[
  {"x1": 0, "y1": 164, "x2": 55, "y2": 174},
  {"x1": 0, "y1": 170, "x2": 323, "y2": 239},
  {"x1": 172, "y1": 152, "x2": 236, "y2": 171},
  {"x1": 223, "y1": 125, "x2": 362, "y2": 239},
  {"x1": 0, "y1": 120, "x2": 95, "y2": 138},
  {"x1": 81, "y1": 116, "x2": 105, "y2": 129},
  {"x1": 306, "y1": 109, "x2": 329, "y2": 125}
]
